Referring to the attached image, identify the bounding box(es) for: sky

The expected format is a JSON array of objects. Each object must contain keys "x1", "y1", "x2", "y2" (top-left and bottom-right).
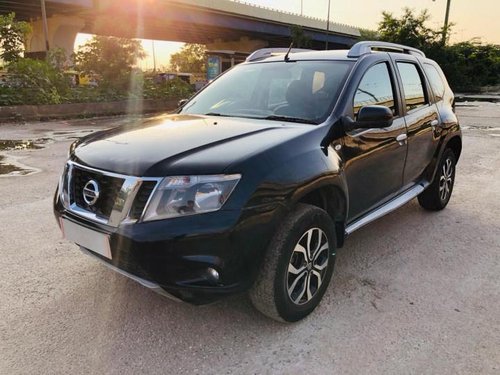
[
  {"x1": 248, "y1": 0, "x2": 500, "y2": 44},
  {"x1": 74, "y1": 0, "x2": 500, "y2": 71}
]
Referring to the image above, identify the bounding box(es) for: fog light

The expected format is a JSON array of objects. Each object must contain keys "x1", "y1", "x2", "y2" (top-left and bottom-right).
[{"x1": 207, "y1": 267, "x2": 219, "y2": 283}]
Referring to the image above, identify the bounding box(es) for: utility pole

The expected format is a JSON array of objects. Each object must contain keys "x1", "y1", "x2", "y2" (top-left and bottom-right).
[
  {"x1": 300, "y1": 0, "x2": 303, "y2": 16},
  {"x1": 325, "y1": 0, "x2": 331, "y2": 50},
  {"x1": 442, "y1": 0, "x2": 452, "y2": 44},
  {"x1": 152, "y1": 40, "x2": 157, "y2": 72},
  {"x1": 433, "y1": 0, "x2": 452, "y2": 45},
  {"x1": 40, "y1": 0, "x2": 50, "y2": 52}
]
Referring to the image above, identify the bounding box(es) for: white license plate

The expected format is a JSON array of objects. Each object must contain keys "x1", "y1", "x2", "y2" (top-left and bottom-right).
[{"x1": 61, "y1": 218, "x2": 112, "y2": 259}]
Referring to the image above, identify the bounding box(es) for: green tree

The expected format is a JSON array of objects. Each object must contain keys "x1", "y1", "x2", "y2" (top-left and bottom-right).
[
  {"x1": 0, "y1": 13, "x2": 32, "y2": 64},
  {"x1": 47, "y1": 47, "x2": 68, "y2": 71},
  {"x1": 74, "y1": 35, "x2": 146, "y2": 89},
  {"x1": 374, "y1": 8, "x2": 500, "y2": 91},
  {"x1": 358, "y1": 29, "x2": 380, "y2": 42},
  {"x1": 290, "y1": 25, "x2": 311, "y2": 48},
  {"x1": 5, "y1": 58, "x2": 68, "y2": 104},
  {"x1": 377, "y1": 8, "x2": 442, "y2": 50},
  {"x1": 169, "y1": 44, "x2": 206, "y2": 73},
  {"x1": 437, "y1": 41, "x2": 500, "y2": 91}
]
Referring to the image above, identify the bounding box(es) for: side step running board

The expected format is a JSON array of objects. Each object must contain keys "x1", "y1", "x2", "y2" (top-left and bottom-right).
[{"x1": 345, "y1": 183, "x2": 427, "y2": 236}]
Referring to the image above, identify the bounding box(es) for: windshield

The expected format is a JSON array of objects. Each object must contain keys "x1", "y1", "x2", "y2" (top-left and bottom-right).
[{"x1": 181, "y1": 60, "x2": 353, "y2": 124}]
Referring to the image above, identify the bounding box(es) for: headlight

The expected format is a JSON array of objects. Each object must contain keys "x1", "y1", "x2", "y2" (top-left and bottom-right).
[
  {"x1": 58, "y1": 163, "x2": 70, "y2": 208},
  {"x1": 142, "y1": 174, "x2": 241, "y2": 221},
  {"x1": 68, "y1": 140, "x2": 78, "y2": 158}
]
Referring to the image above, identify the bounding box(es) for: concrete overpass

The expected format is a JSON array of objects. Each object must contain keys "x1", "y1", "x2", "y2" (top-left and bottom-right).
[{"x1": 1, "y1": 0, "x2": 360, "y2": 54}]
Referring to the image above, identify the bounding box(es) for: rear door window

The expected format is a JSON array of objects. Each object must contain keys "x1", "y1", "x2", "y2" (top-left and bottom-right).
[
  {"x1": 423, "y1": 63, "x2": 445, "y2": 101},
  {"x1": 397, "y1": 62, "x2": 428, "y2": 112}
]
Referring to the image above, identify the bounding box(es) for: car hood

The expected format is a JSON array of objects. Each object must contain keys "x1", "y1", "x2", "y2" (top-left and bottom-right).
[{"x1": 72, "y1": 114, "x2": 313, "y2": 176}]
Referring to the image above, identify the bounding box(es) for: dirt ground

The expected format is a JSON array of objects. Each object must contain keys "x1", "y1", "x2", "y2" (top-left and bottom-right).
[{"x1": 0, "y1": 103, "x2": 499, "y2": 374}]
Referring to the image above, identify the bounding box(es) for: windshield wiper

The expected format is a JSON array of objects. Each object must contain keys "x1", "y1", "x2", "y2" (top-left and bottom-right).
[
  {"x1": 263, "y1": 115, "x2": 318, "y2": 125},
  {"x1": 204, "y1": 113, "x2": 318, "y2": 124},
  {"x1": 204, "y1": 112, "x2": 232, "y2": 117}
]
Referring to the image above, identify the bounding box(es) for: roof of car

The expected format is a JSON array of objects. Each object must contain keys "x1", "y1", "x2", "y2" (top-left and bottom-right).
[
  {"x1": 252, "y1": 50, "x2": 352, "y2": 63},
  {"x1": 246, "y1": 41, "x2": 427, "y2": 64}
]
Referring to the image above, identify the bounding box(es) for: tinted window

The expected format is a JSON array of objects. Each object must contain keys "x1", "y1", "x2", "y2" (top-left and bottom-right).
[
  {"x1": 182, "y1": 61, "x2": 352, "y2": 124},
  {"x1": 353, "y1": 62, "x2": 396, "y2": 117},
  {"x1": 397, "y1": 62, "x2": 427, "y2": 111},
  {"x1": 268, "y1": 69, "x2": 329, "y2": 106},
  {"x1": 424, "y1": 63, "x2": 445, "y2": 101},
  {"x1": 268, "y1": 64, "x2": 301, "y2": 106}
]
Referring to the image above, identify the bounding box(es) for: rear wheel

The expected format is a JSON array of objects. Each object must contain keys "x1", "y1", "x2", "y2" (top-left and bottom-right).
[
  {"x1": 418, "y1": 148, "x2": 457, "y2": 211},
  {"x1": 249, "y1": 204, "x2": 336, "y2": 322}
]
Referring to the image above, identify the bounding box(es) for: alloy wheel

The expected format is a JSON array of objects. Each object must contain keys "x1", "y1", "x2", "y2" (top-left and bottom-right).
[
  {"x1": 439, "y1": 157, "x2": 454, "y2": 201},
  {"x1": 287, "y1": 228, "x2": 329, "y2": 305}
]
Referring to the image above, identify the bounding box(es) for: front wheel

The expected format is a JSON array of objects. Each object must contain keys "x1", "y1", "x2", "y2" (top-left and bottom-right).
[
  {"x1": 249, "y1": 204, "x2": 336, "y2": 322},
  {"x1": 418, "y1": 148, "x2": 457, "y2": 211}
]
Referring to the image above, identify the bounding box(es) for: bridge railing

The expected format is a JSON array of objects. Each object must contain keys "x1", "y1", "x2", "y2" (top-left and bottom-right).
[{"x1": 232, "y1": 0, "x2": 359, "y2": 30}]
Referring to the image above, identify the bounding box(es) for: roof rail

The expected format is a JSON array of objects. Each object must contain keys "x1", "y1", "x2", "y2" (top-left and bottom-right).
[
  {"x1": 347, "y1": 41, "x2": 426, "y2": 58},
  {"x1": 246, "y1": 48, "x2": 312, "y2": 62}
]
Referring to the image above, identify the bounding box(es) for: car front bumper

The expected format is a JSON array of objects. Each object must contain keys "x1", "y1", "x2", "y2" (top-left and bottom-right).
[{"x1": 54, "y1": 196, "x2": 284, "y2": 305}]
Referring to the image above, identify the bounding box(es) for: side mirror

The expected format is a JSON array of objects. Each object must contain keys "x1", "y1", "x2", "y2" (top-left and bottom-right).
[
  {"x1": 177, "y1": 99, "x2": 188, "y2": 108},
  {"x1": 343, "y1": 105, "x2": 393, "y2": 132}
]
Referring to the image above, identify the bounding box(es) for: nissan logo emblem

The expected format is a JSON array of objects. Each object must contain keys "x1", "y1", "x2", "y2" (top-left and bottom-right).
[{"x1": 83, "y1": 180, "x2": 100, "y2": 206}]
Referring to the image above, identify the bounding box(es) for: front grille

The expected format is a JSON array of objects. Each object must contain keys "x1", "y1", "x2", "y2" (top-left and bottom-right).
[
  {"x1": 129, "y1": 181, "x2": 157, "y2": 219},
  {"x1": 71, "y1": 166, "x2": 125, "y2": 219}
]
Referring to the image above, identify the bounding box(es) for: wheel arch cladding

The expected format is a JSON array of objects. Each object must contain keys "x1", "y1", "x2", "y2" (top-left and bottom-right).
[
  {"x1": 446, "y1": 136, "x2": 462, "y2": 162},
  {"x1": 296, "y1": 184, "x2": 347, "y2": 248}
]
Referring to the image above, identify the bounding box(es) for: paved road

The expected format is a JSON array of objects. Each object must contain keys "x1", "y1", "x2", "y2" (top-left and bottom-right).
[{"x1": 1, "y1": 105, "x2": 499, "y2": 374}]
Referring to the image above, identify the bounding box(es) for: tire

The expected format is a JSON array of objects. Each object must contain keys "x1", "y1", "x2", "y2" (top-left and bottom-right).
[
  {"x1": 249, "y1": 204, "x2": 336, "y2": 322},
  {"x1": 418, "y1": 148, "x2": 457, "y2": 211}
]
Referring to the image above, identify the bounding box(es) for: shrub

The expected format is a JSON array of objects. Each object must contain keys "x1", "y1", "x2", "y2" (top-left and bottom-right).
[
  {"x1": 0, "y1": 58, "x2": 194, "y2": 106},
  {"x1": 4, "y1": 58, "x2": 69, "y2": 104},
  {"x1": 0, "y1": 86, "x2": 24, "y2": 106},
  {"x1": 143, "y1": 77, "x2": 194, "y2": 100}
]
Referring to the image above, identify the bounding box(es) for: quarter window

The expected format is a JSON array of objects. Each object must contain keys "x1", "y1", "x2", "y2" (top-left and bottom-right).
[
  {"x1": 424, "y1": 63, "x2": 446, "y2": 101},
  {"x1": 397, "y1": 62, "x2": 428, "y2": 111},
  {"x1": 353, "y1": 62, "x2": 396, "y2": 117}
]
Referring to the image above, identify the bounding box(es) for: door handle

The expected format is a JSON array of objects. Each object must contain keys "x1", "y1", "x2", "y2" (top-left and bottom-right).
[
  {"x1": 396, "y1": 134, "x2": 407, "y2": 141},
  {"x1": 430, "y1": 119, "x2": 439, "y2": 127},
  {"x1": 396, "y1": 134, "x2": 407, "y2": 145}
]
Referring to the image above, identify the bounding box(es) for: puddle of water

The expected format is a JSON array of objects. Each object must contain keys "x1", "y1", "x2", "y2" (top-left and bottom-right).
[
  {"x1": 33, "y1": 129, "x2": 54, "y2": 133},
  {"x1": 0, "y1": 140, "x2": 44, "y2": 151},
  {"x1": 465, "y1": 126, "x2": 500, "y2": 131},
  {"x1": 34, "y1": 137, "x2": 55, "y2": 143},
  {"x1": 45, "y1": 129, "x2": 95, "y2": 141},
  {"x1": 455, "y1": 103, "x2": 480, "y2": 108},
  {"x1": 53, "y1": 130, "x2": 94, "y2": 135},
  {"x1": 0, "y1": 155, "x2": 32, "y2": 175},
  {"x1": 0, "y1": 130, "x2": 95, "y2": 155},
  {"x1": 0, "y1": 163, "x2": 29, "y2": 175}
]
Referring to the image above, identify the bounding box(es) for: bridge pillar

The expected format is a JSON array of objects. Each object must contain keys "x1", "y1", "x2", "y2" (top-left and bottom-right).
[
  {"x1": 206, "y1": 37, "x2": 268, "y2": 53},
  {"x1": 27, "y1": 15, "x2": 85, "y2": 55}
]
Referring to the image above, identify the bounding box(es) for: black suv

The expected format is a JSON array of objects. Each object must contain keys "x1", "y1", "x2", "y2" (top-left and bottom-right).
[{"x1": 54, "y1": 41, "x2": 461, "y2": 322}]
